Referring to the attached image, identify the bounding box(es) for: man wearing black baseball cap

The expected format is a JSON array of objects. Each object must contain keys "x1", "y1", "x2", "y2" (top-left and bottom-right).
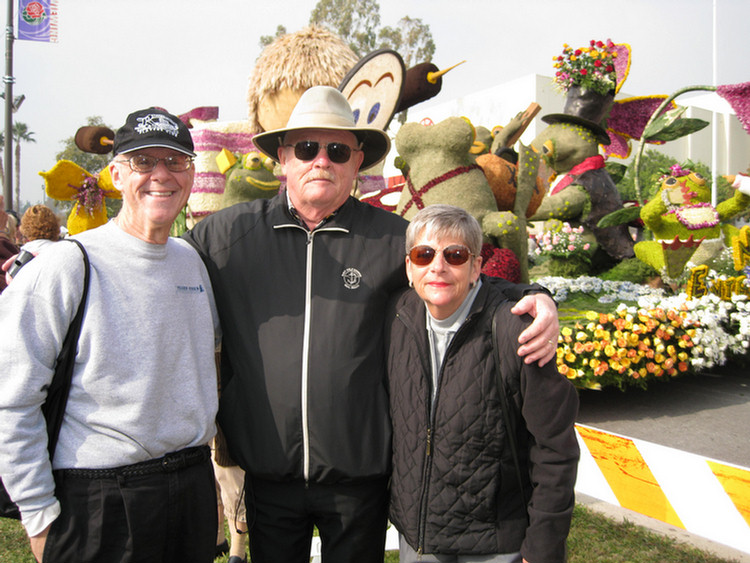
[{"x1": 0, "y1": 107, "x2": 221, "y2": 562}]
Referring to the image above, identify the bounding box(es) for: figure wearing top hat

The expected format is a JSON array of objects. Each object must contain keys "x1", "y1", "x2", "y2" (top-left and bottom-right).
[{"x1": 518, "y1": 41, "x2": 636, "y2": 272}]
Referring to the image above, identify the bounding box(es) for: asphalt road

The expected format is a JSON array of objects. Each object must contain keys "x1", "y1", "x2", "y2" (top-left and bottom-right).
[{"x1": 576, "y1": 363, "x2": 750, "y2": 468}]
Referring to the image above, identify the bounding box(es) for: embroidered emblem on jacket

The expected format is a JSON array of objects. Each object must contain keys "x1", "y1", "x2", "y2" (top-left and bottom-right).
[{"x1": 341, "y1": 268, "x2": 362, "y2": 289}]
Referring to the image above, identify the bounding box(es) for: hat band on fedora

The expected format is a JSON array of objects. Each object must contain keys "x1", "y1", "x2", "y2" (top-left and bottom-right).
[{"x1": 252, "y1": 86, "x2": 391, "y2": 170}]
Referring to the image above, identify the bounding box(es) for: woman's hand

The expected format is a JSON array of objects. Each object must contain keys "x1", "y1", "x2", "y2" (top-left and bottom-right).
[{"x1": 511, "y1": 293, "x2": 559, "y2": 367}]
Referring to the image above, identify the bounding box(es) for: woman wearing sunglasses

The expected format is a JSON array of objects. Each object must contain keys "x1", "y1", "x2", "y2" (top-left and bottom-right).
[{"x1": 386, "y1": 204, "x2": 579, "y2": 563}]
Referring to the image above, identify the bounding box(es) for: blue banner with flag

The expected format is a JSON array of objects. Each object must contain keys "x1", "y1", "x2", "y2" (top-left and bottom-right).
[{"x1": 18, "y1": 0, "x2": 58, "y2": 42}]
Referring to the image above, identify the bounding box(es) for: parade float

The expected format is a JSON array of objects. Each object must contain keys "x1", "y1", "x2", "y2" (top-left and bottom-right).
[
  {"x1": 527, "y1": 41, "x2": 750, "y2": 390},
  {"x1": 372, "y1": 38, "x2": 750, "y2": 391},
  {"x1": 48, "y1": 32, "x2": 750, "y2": 392}
]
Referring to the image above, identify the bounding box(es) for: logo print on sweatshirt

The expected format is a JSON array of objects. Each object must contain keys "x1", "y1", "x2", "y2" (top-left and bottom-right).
[
  {"x1": 135, "y1": 114, "x2": 180, "y2": 137},
  {"x1": 341, "y1": 268, "x2": 362, "y2": 289},
  {"x1": 177, "y1": 284, "x2": 206, "y2": 294}
]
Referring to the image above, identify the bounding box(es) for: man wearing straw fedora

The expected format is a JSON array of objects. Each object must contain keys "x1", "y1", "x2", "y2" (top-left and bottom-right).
[{"x1": 184, "y1": 86, "x2": 560, "y2": 563}]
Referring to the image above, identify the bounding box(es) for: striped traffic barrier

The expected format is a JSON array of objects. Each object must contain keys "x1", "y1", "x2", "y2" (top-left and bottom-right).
[{"x1": 575, "y1": 423, "x2": 750, "y2": 554}]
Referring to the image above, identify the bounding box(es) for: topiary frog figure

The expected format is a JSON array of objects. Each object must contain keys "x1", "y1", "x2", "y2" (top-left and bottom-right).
[
  {"x1": 218, "y1": 150, "x2": 280, "y2": 209},
  {"x1": 634, "y1": 167, "x2": 750, "y2": 276},
  {"x1": 528, "y1": 120, "x2": 635, "y2": 265}
]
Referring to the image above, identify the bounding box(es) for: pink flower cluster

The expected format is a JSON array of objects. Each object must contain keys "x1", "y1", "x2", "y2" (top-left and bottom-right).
[
  {"x1": 534, "y1": 223, "x2": 591, "y2": 257},
  {"x1": 717, "y1": 82, "x2": 750, "y2": 135},
  {"x1": 71, "y1": 175, "x2": 105, "y2": 216}
]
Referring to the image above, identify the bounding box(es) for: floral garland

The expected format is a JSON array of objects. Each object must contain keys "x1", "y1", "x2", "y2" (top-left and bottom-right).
[{"x1": 670, "y1": 203, "x2": 720, "y2": 230}]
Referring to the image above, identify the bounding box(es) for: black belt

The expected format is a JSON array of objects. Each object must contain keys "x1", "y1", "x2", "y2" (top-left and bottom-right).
[{"x1": 61, "y1": 445, "x2": 210, "y2": 479}]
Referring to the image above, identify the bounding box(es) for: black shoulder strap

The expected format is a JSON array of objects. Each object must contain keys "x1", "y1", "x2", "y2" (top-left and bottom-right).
[
  {"x1": 491, "y1": 308, "x2": 529, "y2": 512},
  {"x1": 41, "y1": 239, "x2": 90, "y2": 459}
]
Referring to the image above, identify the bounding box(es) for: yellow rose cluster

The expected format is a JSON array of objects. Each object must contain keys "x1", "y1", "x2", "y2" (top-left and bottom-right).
[{"x1": 557, "y1": 306, "x2": 695, "y2": 390}]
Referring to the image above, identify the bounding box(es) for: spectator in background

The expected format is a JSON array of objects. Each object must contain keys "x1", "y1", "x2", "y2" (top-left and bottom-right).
[
  {"x1": 0, "y1": 197, "x2": 20, "y2": 293},
  {"x1": 20, "y1": 204, "x2": 61, "y2": 252},
  {"x1": 3, "y1": 205, "x2": 63, "y2": 287},
  {"x1": 7, "y1": 209, "x2": 24, "y2": 245}
]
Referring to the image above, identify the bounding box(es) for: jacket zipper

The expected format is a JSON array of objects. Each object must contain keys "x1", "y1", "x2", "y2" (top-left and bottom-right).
[
  {"x1": 301, "y1": 229, "x2": 314, "y2": 483},
  {"x1": 411, "y1": 310, "x2": 481, "y2": 554},
  {"x1": 279, "y1": 222, "x2": 348, "y2": 484}
]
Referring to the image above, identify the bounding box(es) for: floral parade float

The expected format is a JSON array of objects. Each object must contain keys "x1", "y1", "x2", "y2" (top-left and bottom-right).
[
  {"x1": 522, "y1": 40, "x2": 640, "y2": 276},
  {"x1": 351, "y1": 38, "x2": 750, "y2": 389},
  {"x1": 531, "y1": 42, "x2": 750, "y2": 390},
  {"x1": 633, "y1": 165, "x2": 750, "y2": 280},
  {"x1": 47, "y1": 28, "x2": 749, "y2": 392}
]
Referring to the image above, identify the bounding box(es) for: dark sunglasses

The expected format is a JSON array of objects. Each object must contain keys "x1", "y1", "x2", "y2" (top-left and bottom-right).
[
  {"x1": 408, "y1": 245, "x2": 474, "y2": 267},
  {"x1": 283, "y1": 140, "x2": 359, "y2": 164}
]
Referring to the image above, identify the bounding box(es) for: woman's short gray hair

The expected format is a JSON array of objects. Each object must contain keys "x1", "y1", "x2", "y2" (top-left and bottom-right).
[{"x1": 405, "y1": 204, "x2": 483, "y2": 256}]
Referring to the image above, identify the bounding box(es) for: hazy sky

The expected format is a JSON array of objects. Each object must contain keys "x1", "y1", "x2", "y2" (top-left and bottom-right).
[{"x1": 2, "y1": 0, "x2": 748, "y2": 205}]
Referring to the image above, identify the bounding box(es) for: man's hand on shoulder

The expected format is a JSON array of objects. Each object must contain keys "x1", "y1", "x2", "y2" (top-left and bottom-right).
[{"x1": 512, "y1": 293, "x2": 559, "y2": 367}]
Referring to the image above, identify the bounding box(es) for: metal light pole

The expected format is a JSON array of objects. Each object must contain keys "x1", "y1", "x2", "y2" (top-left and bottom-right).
[{"x1": 3, "y1": 0, "x2": 14, "y2": 210}]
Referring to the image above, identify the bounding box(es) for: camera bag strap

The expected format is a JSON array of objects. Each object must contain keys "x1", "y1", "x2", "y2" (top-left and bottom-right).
[
  {"x1": 491, "y1": 308, "x2": 529, "y2": 517},
  {"x1": 0, "y1": 239, "x2": 90, "y2": 519}
]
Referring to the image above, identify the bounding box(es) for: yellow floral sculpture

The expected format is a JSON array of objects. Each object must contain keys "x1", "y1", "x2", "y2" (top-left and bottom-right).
[{"x1": 39, "y1": 160, "x2": 121, "y2": 235}]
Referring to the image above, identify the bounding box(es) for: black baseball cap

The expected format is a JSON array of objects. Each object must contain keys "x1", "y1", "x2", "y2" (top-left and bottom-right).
[{"x1": 113, "y1": 107, "x2": 196, "y2": 157}]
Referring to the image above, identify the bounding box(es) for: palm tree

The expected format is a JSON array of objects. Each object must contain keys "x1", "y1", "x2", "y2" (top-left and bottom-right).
[{"x1": 12, "y1": 122, "x2": 35, "y2": 211}]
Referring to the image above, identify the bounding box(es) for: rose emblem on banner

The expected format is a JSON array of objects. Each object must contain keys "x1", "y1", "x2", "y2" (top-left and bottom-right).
[{"x1": 21, "y1": 2, "x2": 47, "y2": 25}]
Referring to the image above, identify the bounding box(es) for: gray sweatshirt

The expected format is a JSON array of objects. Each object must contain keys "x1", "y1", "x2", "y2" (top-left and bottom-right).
[{"x1": 0, "y1": 220, "x2": 220, "y2": 534}]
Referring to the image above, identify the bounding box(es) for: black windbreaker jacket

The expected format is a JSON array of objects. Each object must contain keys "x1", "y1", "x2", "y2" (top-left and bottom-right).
[{"x1": 185, "y1": 193, "x2": 408, "y2": 483}]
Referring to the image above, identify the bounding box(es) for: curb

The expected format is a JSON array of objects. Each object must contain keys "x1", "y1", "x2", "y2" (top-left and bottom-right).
[{"x1": 576, "y1": 492, "x2": 750, "y2": 562}]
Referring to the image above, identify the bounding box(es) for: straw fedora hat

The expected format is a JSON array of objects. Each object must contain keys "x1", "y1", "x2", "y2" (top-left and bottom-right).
[{"x1": 252, "y1": 86, "x2": 391, "y2": 170}]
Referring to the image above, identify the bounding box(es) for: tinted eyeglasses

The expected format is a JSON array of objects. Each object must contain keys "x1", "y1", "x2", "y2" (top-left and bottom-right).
[
  {"x1": 408, "y1": 245, "x2": 474, "y2": 267},
  {"x1": 116, "y1": 154, "x2": 194, "y2": 173},
  {"x1": 283, "y1": 140, "x2": 359, "y2": 164}
]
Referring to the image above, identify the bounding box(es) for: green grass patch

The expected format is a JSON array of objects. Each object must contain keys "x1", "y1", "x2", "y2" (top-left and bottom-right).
[
  {"x1": 567, "y1": 504, "x2": 739, "y2": 562},
  {"x1": 0, "y1": 518, "x2": 35, "y2": 562},
  {"x1": 2, "y1": 504, "x2": 741, "y2": 562}
]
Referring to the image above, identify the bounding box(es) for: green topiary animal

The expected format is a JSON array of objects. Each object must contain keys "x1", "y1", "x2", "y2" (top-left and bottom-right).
[
  {"x1": 394, "y1": 116, "x2": 539, "y2": 282},
  {"x1": 634, "y1": 167, "x2": 750, "y2": 278},
  {"x1": 218, "y1": 150, "x2": 280, "y2": 209}
]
